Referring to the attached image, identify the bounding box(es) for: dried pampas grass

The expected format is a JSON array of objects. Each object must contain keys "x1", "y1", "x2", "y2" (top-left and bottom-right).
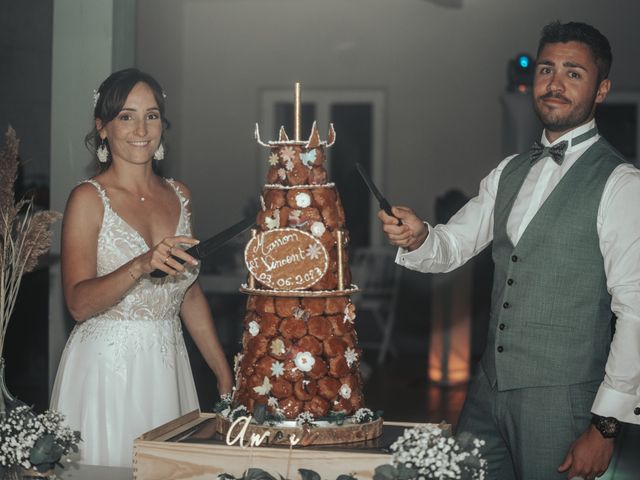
[{"x1": 0, "y1": 127, "x2": 62, "y2": 355}]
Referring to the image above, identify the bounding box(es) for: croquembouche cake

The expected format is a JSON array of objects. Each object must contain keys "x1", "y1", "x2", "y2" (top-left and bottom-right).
[{"x1": 216, "y1": 85, "x2": 382, "y2": 445}]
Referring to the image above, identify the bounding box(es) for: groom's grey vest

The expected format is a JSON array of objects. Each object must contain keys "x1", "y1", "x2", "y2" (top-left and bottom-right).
[{"x1": 481, "y1": 139, "x2": 625, "y2": 391}]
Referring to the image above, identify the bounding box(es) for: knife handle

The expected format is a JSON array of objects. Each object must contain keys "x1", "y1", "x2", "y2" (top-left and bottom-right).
[
  {"x1": 149, "y1": 245, "x2": 198, "y2": 278},
  {"x1": 380, "y1": 199, "x2": 402, "y2": 226}
]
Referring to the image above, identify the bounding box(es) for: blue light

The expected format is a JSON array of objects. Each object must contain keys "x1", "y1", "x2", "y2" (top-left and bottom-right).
[{"x1": 519, "y1": 56, "x2": 530, "y2": 69}]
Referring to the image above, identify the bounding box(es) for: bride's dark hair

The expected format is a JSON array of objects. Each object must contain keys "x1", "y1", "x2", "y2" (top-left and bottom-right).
[{"x1": 85, "y1": 68, "x2": 170, "y2": 170}]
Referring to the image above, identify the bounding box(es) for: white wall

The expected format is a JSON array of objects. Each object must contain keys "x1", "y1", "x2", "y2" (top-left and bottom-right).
[{"x1": 136, "y1": 0, "x2": 640, "y2": 234}]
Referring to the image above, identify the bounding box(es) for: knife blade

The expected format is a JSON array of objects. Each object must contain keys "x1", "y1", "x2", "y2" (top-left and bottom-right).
[
  {"x1": 150, "y1": 216, "x2": 255, "y2": 278},
  {"x1": 355, "y1": 162, "x2": 402, "y2": 225}
]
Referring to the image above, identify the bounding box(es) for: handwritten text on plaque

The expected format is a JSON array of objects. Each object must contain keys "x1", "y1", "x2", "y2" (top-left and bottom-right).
[{"x1": 245, "y1": 228, "x2": 328, "y2": 290}]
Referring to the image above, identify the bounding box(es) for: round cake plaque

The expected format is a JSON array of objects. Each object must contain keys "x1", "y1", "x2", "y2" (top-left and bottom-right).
[{"x1": 245, "y1": 228, "x2": 328, "y2": 291}]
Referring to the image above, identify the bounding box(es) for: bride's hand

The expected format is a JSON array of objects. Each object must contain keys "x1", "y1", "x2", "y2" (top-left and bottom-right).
[{"x1": 137, "y1": 236, "x2": 200, "y2": 276}]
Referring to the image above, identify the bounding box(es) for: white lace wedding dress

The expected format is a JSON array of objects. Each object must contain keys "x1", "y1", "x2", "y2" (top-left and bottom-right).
[{"x1": 50, "y1": 179, "x2": 200, "y2": 468}]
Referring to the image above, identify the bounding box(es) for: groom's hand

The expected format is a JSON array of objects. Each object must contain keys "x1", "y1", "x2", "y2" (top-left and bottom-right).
[
  {"x1": 378, "y1": 206, "x2": 428, "y2": 251},
  {"x1": 558, "y1": 425, "x2": 614, "y2": 479}
]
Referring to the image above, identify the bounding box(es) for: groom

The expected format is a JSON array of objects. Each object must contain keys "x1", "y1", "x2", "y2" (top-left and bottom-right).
[{"x1": 379, "y1": 21, "x2": 640, "y2": 479}]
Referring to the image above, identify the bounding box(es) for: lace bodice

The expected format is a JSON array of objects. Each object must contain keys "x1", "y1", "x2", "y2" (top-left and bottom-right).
[{"x1": 81, "y1": 178, "x2": 200, "y2": 321}]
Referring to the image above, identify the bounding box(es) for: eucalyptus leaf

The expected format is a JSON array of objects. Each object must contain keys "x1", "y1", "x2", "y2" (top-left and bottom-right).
[
  {"x1": 298, "y1": 468, "x2": 321, "y2": 480},
  {"x1": 245, "y1": 468, "x2": 277, "y2": 480},
  {"x1": 395, "y1": 464, "x2": 416, "y2": 480},
  {"x1": 30, "y1": 434, "x2": 63, "y2": 466},
  {"x1": 336, "y1": 475, "x2": 357, "y2": 480},
  {"x1": 373, "y1": 464, "x2": 398, "y2": 480}
]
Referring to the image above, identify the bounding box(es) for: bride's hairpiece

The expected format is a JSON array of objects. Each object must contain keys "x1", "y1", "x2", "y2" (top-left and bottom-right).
[{"x1": 92, "y1": 86, "x2": 166, "y2": 109}]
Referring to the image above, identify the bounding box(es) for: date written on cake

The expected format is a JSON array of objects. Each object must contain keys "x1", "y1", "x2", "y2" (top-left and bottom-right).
[{"x1": 245, "y1": 228, "x2": 328, "y2": 290}]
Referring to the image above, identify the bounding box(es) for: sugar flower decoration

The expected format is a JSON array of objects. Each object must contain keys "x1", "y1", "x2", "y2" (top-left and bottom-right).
[
  {"x1": 233, "y1": 352, "x2": 244, "y2": 373},
  {"x1": 343, "y1": 302, "x2": 356, "y2": 324},
  {"x1": 271, "y1": 360, "x2": 285, "y2": 378},
  {"x1": 253, "y1": 376, "x2": 272, "y2": 396},
  {"x1": 285, "y1": 158, "x2": 294, "y2": 172},
  {"x1": 344, "y1": 347, "x2": 358, "y2": 367},
  {"x1": 295, "y1": 192, "x2": 311, "y2": 208},
  {"x1": 306, "y1": 243, "x2": 322, "y2": 260},
  {"x1": 265, "y1": 209, "x2": 280, "y2": 230},
  {"x1": 280, "y1": 146, "x2": 296, "y2": 163},
  {"x1": 339, "y1": 384, "x2": 352, "y2": 399},
  {"x1": 296, "y1": 411, "x2": 316, "y2": 426},
  {"x1": 300, "y1": 149, "x2": 317, "y2": 168},
  {"x1": 248, "y1": 320, "x2": 260, "y2": 337},
  {"x1": 277, "y1": 168, "x2": 287, "y2": 180},
  {"x1": 270, "y1": 338, "x2": 286, "y2": 356},
  {"x1": 288, "y1": 210, "x2": 305, "y2": 228},
  {"x1": 268, "y1": 152, "x2": 279, "y2": 166},
  {"x1": 310, "y1": 221, "x2": 326, "y2": 237},
  {"x1": 267, "y1": 396, "x2": 279, "y2": 409},
  {"x1": 294, "y1": 351, "x2": 315, "y2": 372},
  {"x1": 293, "y1": 307, "x2": 310, "y2": 321}
]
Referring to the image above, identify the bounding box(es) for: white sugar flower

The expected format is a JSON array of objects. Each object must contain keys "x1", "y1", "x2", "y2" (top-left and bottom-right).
[
  {"x1": 253, "y1": 376, "x2": 272, "y2": 396},
  {"x1": 271, "y1": 360, "x2": 285, "y2": 377},
  {"x1": 285, "y1": 158, "x2": 294, "y2": 171},
  {"x1": 339, "y1": 384, "x2": 352, "y2": 399},
  {"x1": 267, "y1": 396, "x2": 279, "y2": 408},
  {"x1": 278, "y1": 168, "x2": 287, "y2": 180},
  {"x1": 306, "y1": 243, "x2": 322, "y2": 260},
  {"x1": 295, "y1": 411, "x2": 315, "y2": 426},
  {"x1": 268, "y1": 152, "x2": 279, "y2": 166},
  {"x1": 295, "y1": 192, "x2": 311, "y2": 208},
  {"x1": 265, "y1": 209, "x2": 280, "y2": 230},
  {"x1": 294, "y1": 351, "x2": 315, "y2": 372},
  {"x1": 344, "y1": 347, "x2": 358, "y2": 367},
  {"x1": 343, "y1": 302, "x2": 356, "y2": 324},
  {"x1": 270, "y1": 338, "x2": 286, "y2": 356},
  {"x1": 310, "y1": 221, "x2": 326, "y2": 237},
  {"x1": 248, "y1": 321, "x2": 260, "y2": 337}
]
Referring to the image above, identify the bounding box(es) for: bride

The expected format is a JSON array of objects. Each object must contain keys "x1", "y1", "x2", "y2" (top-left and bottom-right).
[{"x1": 50, "y1": 68, "x2": 233, "y2": 467}]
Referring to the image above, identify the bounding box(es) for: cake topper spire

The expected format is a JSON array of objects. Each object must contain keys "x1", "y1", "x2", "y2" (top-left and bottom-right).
[
  {"x1": 294, "y1": 82, "x2": 301, "y2": 142},
  {"x1": 254, "y1": 83, "x2": 336, "y2": 148}
]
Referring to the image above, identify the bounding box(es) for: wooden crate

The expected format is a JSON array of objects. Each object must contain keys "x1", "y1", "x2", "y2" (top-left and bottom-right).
[{"x1": 133, "y1": 411, "x2": 439, "y2": 480}]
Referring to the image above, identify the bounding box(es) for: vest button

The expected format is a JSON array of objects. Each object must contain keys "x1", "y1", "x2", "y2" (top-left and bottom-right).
[
  {"x1": 635, "y1": 407, "x2": 640, "y2": 415},
  {"x1": 511, "y1": 255, "x2": 518, "y2": 262},
  {"x1": 497, "y1": 346, "x2": 504, "y2": 353},
  {"x1": 507, "y1": 278, "x2": 514, "y2": 285},
  {"x1": 503, "y1": 302, "x2": 510, "y2": 309},
  {"x1": 499, "y1": 323, "x2": 506, "y2": 330}
]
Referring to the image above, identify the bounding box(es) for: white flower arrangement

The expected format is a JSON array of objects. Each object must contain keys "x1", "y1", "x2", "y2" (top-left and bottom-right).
[
  {"x1": 0, "y1": 406, "x2": 80, "y2": 475},
  {"x1": 375, "y1": 425, "x2": 487, "y2": 480}
]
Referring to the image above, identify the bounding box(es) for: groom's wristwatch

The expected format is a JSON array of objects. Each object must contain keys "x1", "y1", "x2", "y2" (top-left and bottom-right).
[{"x1": 591, "y1": 414, "x2": 621, "y2": 438}]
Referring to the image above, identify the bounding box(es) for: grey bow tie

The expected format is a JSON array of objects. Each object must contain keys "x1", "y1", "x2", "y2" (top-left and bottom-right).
[{"x1": 530, "y1": 141, "x2": 569, "y2": 165}]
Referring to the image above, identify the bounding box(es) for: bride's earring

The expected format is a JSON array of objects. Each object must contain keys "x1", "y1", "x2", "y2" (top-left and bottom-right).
[
  {"x1": 153, "y1": 143, "x2": 165, "y2": 161},
  {"x1": 97, "y1": 138, "x2": 109, "y2": 163}
]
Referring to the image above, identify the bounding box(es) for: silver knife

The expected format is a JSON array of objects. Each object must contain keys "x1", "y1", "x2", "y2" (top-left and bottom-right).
[
  {"x1": 356, "y1": 163, "x2": 402, "y2": 225},
  {"x1": 150, "y1": 216, "x2": 255, "y2": 278}
]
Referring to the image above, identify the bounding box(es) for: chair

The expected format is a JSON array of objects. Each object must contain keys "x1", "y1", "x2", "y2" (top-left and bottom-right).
[{"x1": 350, "y1": 246, "x2": 402, "y2": 365}]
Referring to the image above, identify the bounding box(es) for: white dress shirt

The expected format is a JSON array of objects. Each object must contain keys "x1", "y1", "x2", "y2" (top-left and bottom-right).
[{"x1": 397, "y1": 119, "x2": 640, "y2": 424}]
